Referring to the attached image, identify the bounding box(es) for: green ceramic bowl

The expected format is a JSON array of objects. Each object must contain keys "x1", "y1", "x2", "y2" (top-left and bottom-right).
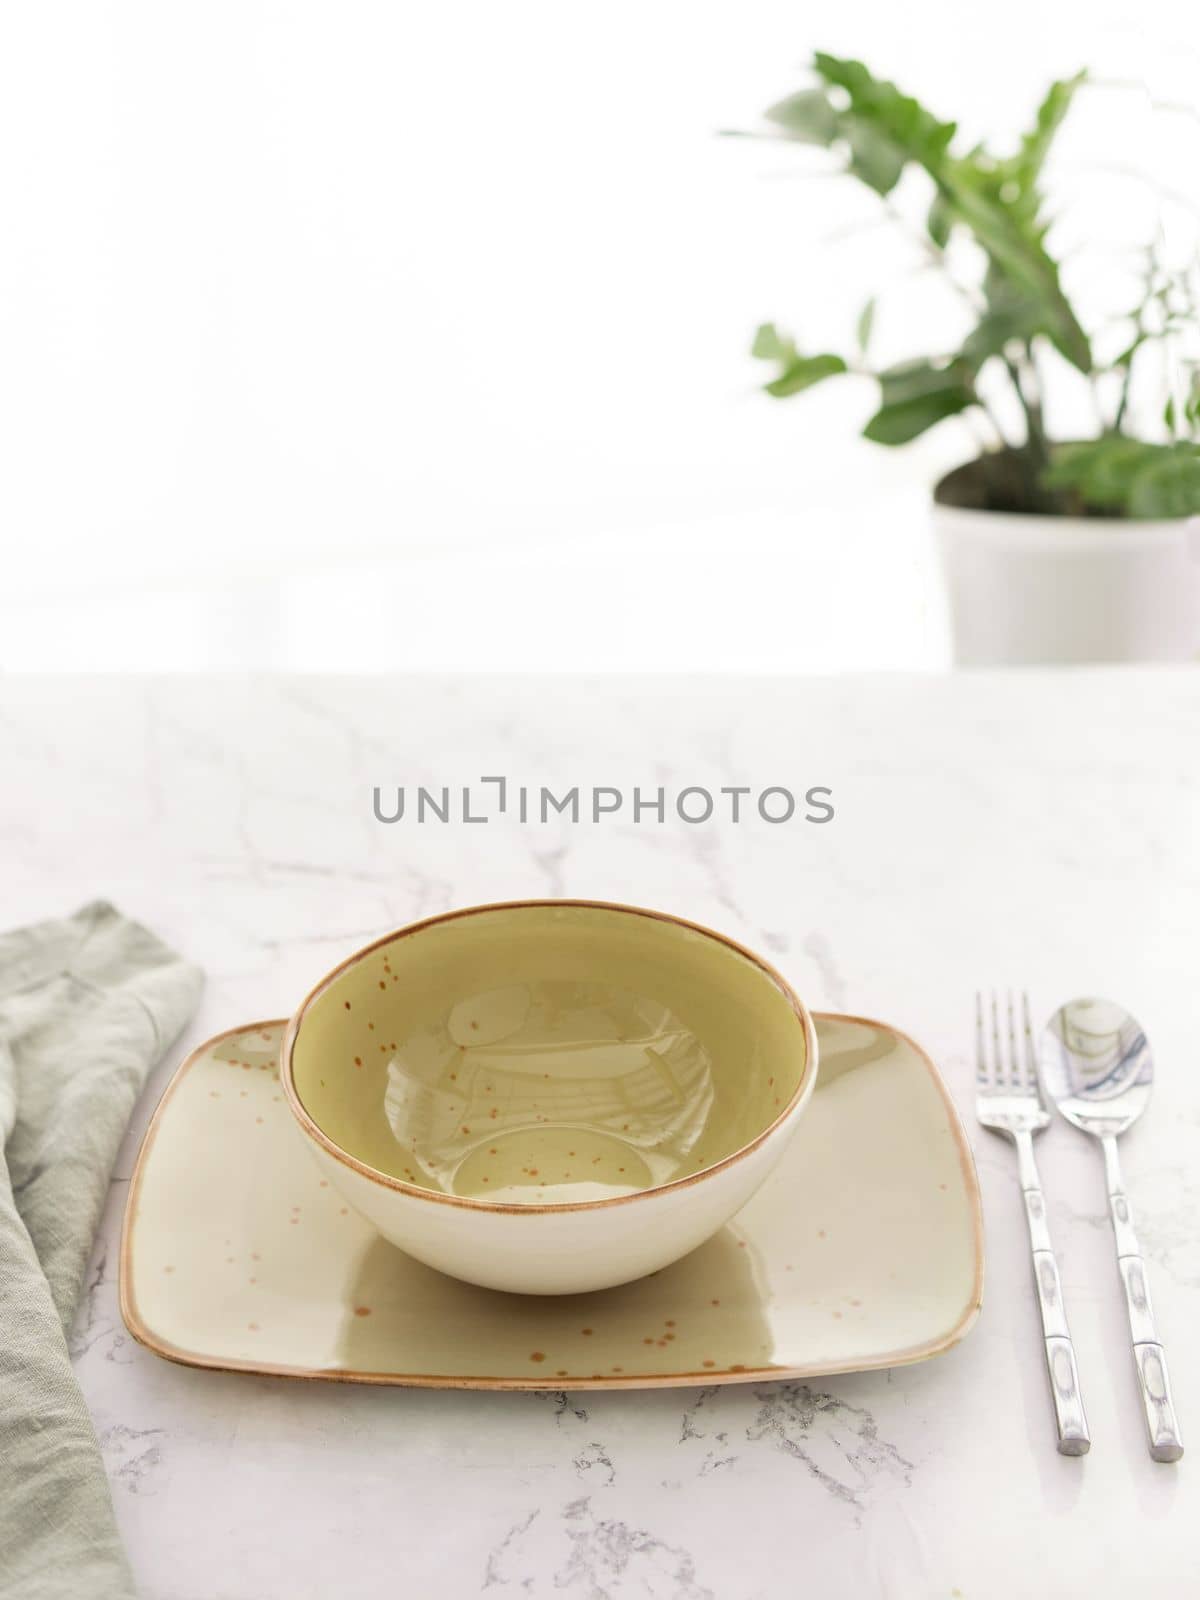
[{"x1": 282, "y1": 900, "x2": 818, "y2": 1293}]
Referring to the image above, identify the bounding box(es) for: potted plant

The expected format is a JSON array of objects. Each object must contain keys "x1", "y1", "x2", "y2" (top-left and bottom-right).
[{"x1": 743, "y1": 54, "x2": 1200, "y2": 664}]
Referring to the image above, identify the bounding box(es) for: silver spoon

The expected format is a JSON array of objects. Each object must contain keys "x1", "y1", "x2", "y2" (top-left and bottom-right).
[{"x1": 1041, "y1": 997, "x2": 1183, "y2": 1462}]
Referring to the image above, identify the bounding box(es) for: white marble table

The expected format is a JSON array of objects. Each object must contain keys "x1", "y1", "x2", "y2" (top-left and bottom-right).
[{"x1": 3, "y1": 672, "x2": 1197, "y2": 1599}]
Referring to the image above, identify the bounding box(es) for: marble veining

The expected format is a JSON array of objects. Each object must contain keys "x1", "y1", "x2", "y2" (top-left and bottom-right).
[
  {"x1": 742, "y1": 1385, "x2": 914, "y2": 1513},
  {"x1": 0, "y1": 671, "x2": 1193, "y2": 1598}
]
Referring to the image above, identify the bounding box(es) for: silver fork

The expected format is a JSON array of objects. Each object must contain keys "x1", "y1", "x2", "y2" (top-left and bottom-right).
[{"x1": 975, "y1": 990, "x2": 1091, "y2": 1456}]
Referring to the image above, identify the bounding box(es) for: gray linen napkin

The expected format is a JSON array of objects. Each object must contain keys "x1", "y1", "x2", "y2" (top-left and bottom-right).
[{"x1": 0, "y1": 902, "x2": 203, "y2": 1599}]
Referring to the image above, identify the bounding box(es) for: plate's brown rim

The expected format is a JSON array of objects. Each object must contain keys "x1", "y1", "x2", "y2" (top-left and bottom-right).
[
  {"x1": 279, "y1": 899, "x2": 820, "y2": 1216},
  {"x1": 119, "y1": 1010, "x2": 984, "y2": 1390}
]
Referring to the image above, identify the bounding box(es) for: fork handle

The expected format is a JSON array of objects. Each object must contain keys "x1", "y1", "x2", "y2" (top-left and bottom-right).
[
  {"x1": 1015, "y1": 1131, "x2": 1091, "y2": 1455},
  {"x1": 1102, "y1": 1135, "x2": 1184, "y2": 1462}
]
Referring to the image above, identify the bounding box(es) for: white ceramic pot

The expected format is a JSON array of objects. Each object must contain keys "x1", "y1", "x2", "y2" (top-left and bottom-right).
[{"x1": 935, "y1": 505, "x2": 1200, "y2": 666}]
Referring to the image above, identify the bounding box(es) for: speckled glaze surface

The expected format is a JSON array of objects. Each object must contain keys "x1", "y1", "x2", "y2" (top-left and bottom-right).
[
  {"x1": 282, "y1": 901, "x2": 819, "y2": 1293},
  {"x1": 120, "y1": 1011, "x2": 982, "y2": 1388}
]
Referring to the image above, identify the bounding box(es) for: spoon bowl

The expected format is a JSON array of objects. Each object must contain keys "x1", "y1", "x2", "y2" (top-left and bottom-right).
[{"x1": 1040, "y1": 996, "x2": 1153, "y2": 1137}]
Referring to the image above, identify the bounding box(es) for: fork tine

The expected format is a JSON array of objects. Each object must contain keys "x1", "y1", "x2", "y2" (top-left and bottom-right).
[
  {"x1": 975, "y1": 991, "x2": 988, "y2": 1084},
  {"x1": 1021, "y1": 990, "x2": 1039, "y2": 1092},
  {"x1": 990, "y1": 991, "x2": 1002, "y2": 1086},
  {"x1": 1006, "y1": 989, "x2": 1021, "y2": 1085}
]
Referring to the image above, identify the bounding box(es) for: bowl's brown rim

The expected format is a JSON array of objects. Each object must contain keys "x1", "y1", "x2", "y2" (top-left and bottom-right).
[{"x1": 278, "y1": 898, "x2": 820, "y2": 1216}]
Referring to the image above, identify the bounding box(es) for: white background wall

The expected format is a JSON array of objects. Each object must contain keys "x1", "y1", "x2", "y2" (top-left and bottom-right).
[{"x1": 1, "y1": 1, "x2": 1195, "y2": 671}]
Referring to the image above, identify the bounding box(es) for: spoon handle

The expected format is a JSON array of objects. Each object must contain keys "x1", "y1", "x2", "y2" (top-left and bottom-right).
[{"x1": 1102, "y1": 1135, "x2": 1184, "y2": 1462}]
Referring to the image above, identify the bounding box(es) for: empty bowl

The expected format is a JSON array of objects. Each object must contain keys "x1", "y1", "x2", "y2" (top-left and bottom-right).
[{"x1": 281, "y1": 900, "x2": 818, "y2": 1294}]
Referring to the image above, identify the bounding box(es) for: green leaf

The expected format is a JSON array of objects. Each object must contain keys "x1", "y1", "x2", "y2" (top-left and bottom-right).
[
  {"x1": 807, "y1": 52, "x2": 1091, "y2": 374},
  {"x1": 812, "y1": 54, "x2": 958, "y2": 167},
  {"x1": 855, "y1": 297, "x2": 877, "y2": 355},
  {"x1": 864, "y1": 391, "x2": 973, "y2": 444},
  {"x1": 764, "y1": 88, "x2": 838, "y2": 145},
  {"x1": 962, "y1": 312, "x2": 1031, "y2": 370},
  {"x1": 750, "y1": 323, "x2": 846, "y2": 398},
  {"x1": 875, "y1": 359, "x2": 972, "y2": 407},
  {"x1": 962, "y1": 272, "x2": 1046, "y2": 370},
  {"x1": 1043, "y1": 438, "x2": 1200, "y2": 516},
  {"x1": 1043, "y1": 437, "x2": 1157, "y2": 509},
  {"x1": 1128, "y1": 446, "x2": 1200, "y2": 518},
  {"x1": 764, "y1": 352, "x2": 848, "y2": 397},
  {"x1": 1010, "y1": 71, "x2": 1087, "y2": 197},
  {"x1": 939, "y1": 157, "x2": 1091, "y2": 371},
  {"x1": 926, "y1": 192, "x2": 952, "y2": 248},
  {"x1": 863, "y1": 359, "x2": 976, "y2": 444},
  {"x1": 750, "y1": 322, "x2": 796, "y2": 363},
  {"x1": 843, "y1": 113, "x2": 907, "y2": 195}
]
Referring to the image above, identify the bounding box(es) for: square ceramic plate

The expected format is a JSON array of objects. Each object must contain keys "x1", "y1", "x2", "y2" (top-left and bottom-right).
[{"x1": 120, "y1": 1012, "x2": 983, "y2": 1389}]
